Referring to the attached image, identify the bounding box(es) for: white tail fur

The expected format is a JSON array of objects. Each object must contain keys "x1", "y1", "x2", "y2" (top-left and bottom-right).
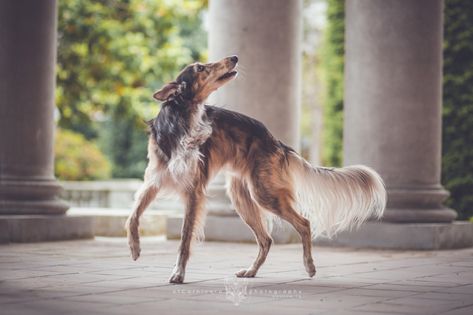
[{"x1": 288, "y1": 152, "x2": 387, "y2": 239}]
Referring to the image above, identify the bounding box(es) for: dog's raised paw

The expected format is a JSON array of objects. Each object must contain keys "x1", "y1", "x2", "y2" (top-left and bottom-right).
[
  {"x1": 305, "y1": 263, "x2": 316, "y2": 278},
  {"x1": 235, "y1": 269, "x2": 256, "y2": 278},
  {"x1": 129, "y1": 244, "x2": 141, "y2": 261}
]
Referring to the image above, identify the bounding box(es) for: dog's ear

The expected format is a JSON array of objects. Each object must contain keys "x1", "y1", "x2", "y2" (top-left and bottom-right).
[{"x1": 153, "y1": 82, "x2": 179, "y2": 101}]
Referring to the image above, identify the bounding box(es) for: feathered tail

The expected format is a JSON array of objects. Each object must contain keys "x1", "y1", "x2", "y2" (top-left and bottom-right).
[{"x1": 287, "y1": 152, "x2": 387, "y2": 239}]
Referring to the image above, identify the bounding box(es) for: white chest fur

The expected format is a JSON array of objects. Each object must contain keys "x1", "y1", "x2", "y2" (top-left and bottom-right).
[{"x1": 166, "y1": 106, "x2": 212, "y2": 188}]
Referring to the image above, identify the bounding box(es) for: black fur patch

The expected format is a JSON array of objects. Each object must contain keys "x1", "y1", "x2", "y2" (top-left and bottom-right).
[{"x1": 150, "y1": 99, "x2": 192, "y2": 160}]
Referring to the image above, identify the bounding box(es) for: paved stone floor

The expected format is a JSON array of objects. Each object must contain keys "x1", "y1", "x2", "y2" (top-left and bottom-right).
[{"x1": 1, "y1": 238, "x2": 473, "y2": 315}]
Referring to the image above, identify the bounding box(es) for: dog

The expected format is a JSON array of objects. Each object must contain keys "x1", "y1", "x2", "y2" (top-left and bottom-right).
[{"x1": 125, "y1": 56, "x2": 387, "y2": 284}]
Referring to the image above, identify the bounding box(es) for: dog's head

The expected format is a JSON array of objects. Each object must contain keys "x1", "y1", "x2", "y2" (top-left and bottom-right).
[{"x1": 153, "y1": 56, "x2": 238, "y2": 104}]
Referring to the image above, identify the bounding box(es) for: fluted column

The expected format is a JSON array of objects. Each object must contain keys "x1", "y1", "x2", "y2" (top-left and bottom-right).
[
  {"x1": 344, "y1": 0, "x2": 457, "y2": 223},
  {"x1": 0, "y1": 0, "x2": 68, "y2": 215}
]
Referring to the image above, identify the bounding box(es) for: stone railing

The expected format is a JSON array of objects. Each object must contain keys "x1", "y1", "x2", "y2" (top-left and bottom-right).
[
  {"x1": 61, "y1": 180, "x2": 141, "y2": 208},
  {"x1": 60, "y1": 179, "x2": 184, "y2": 211}
]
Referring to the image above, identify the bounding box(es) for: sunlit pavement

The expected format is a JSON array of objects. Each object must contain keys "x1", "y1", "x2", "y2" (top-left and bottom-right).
[{"x1": 1, "y1": 237, "x2": 473, "y2": 315}]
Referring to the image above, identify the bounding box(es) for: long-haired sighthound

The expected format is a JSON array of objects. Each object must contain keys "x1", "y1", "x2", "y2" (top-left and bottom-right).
[{"x1": 125, "y1": 56, "x2": 387, "y2": 284}]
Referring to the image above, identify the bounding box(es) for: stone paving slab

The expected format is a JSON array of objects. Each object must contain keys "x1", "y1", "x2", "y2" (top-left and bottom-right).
[{"x1": 0, "y1": 238, "x2": 473, "y2": 315}]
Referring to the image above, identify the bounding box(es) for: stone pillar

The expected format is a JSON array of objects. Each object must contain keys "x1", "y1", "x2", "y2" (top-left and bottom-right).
[
  {"x1": 344, "y1": 0, "x2": 457, "y2": 224},
  {"x1": 0, "y1": 0, "x2": 93, "y2": 242},
  {"x1": 168, "y1": 0, "x2": 303, "y2": 243},
  {"x1": 344, "y1": 0, "x2": 456, "y2": 226},
  {"x1": 210, "y1": 0, "x2": 302, "y2": 242},
  {"x1": 208, "y1": 0, "x2": 302, "y2": 148},
  {"x1": 318, "y1": 0, "x2": 473, "y2": 250},
  {"x1": 0, "y1": 0, "x2": 67, "y2": 215}
]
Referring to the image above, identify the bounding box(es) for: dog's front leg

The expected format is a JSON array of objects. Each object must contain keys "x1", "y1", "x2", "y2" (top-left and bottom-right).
[
  {"x1": 125, "y1": 181, "x2": 158, "y2": 260},
  {"x1": 169, "y1": 189, "x2": 205, "y2": 284}
]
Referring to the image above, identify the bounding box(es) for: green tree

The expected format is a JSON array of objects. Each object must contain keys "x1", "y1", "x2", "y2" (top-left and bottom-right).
[
  {"x1": 320, "y1": 0, "x2": 344, "y2": 166},
  {"x1": 55, "y1": 129, "x2": 111, "y2": 180},
  {"x1": 57, "y1": 0, "x2": 207, "y2": 177},
  {"x1": 443, "y1": 0, "x2": 473, "y2": 219}
]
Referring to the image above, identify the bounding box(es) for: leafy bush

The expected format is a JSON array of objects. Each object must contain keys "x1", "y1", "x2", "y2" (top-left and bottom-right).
[
  {"x1": 320, "y1": 0, "x2": 344, "y2": 166},
  {"x1": 56, "y1": 0, "x2": 207, "y2": 177},
  {"x1": 55, "y1": 129, "x2": 111, "y2": 180},
  {"x1": 443, "y1": 0, "x2": 473, "y2": 219}
]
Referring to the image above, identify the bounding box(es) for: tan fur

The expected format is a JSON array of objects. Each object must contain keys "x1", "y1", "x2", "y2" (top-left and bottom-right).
[{"x1": 126, "y1": 56, "x2": 386, "y2": 284}]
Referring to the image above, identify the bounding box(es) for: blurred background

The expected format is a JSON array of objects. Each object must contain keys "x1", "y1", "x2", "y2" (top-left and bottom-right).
[{"x1": 53, "y1": 0, "x2": 472, "y2": 221}]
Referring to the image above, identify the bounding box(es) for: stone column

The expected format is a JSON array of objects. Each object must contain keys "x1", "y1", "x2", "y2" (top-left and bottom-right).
[
  {"x1": 344, "y1": 0, "x2": 457, "y2": 223},
  {"x1": 169, "y1": 0, "x2": 302, "y2": 243},
  {"x1": 191, "y1": 0, "x2": 301, "y2": 243},
  {"x1": 208, "y1": 0, "x2": 302, "y2": 148},
  {"x1": 0, "y1": 0, "x2": 92, "y2": 242}
]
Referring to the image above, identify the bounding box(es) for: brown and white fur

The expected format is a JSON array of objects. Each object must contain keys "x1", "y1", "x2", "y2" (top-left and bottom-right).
[{"x1": 125, "y1": 56, "x2": 387, "y2": 284}]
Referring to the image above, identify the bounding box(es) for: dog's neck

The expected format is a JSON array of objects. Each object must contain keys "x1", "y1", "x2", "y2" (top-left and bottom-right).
[
  {"x1": 161, "y1": 96, "x2": 211, "y2": 146},
  {"x1": 187, "y1": 103, "x2": 212, "y2": 146},
  {"x1": 157, "y1": 95, "x2": 212, "y2": 184}
]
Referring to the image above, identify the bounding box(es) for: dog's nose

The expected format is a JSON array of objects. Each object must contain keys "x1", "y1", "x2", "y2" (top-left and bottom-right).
[{"x1": 230, "y1": 55, "x2": 238, "y2": 63}]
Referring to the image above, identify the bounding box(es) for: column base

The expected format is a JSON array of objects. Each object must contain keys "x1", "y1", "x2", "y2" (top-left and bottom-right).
[
  {"x1": 382, "y1": 207, "x2": 458, "y2": 223},
  {"x1": 315, "y1": 221, "x2": 473, "y2": 250},
  {"x1": 0, "y1": 214, "x2": 94, "y2": 243},
  {"x1": 0, "y1": 178, "x2": 69, "y2": 215},
  {"x1": 384, "y1": 187, "x2": 458, "y2": 223}
]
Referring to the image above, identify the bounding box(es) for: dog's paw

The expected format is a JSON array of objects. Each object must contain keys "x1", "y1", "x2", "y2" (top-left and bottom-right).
[
  {"x1": 235, "y1": 268, "x2": 256, "y2": 278},
  {"x1": 169, "y1": 272, "x2": 185, "y2": 284},
  {"x1": 305, "y1": 261, "x2": 316, "y2": 278},
  {"x1": 169, "y1": 265, "x2": 185, "y2": 284},
  {"x1": 129, "y1": 243, "x2": 141, "y2": 261}
]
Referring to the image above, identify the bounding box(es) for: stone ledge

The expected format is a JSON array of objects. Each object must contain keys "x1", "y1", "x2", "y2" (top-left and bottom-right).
[
  {"x1": 167, "y1": 214, "x2": 299, "y2": 244},
  {"x1": 167, "y1": 215, "x2": 473, "y2": 250},
  {"x1": 0, "y1": 214, "x2": 94, "y2": 243},
  {"x1": 68, "y1": 207, "x2": 167, "y2": 237},
  {"x1": 315, "y1": 221, "x2": 473, "y2": 250}
]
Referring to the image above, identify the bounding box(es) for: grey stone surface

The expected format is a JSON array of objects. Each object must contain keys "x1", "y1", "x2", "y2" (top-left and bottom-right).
[
  {"x1": 1, "y1": 238, "x2": 473, "y2": 314},
  {"x1": 61, "y1": 180, "x2": 142, "y2": 208},
  {"x1": 315, "y1": 221, "x2": 473, "y2": 250},
  {"x1": 169, "y1": 216, "x2": 473, "y2": 250},
  {"x1": 69, "y1": 208, "x2": 166, "y2": 237},
  {"x1": 344, "y1": 0, "x2": 456, "y2": 223},
  {"x1": 168, "y1": 214, "x2": 301, "y2": 244},
  {"x1": 0, "y1": 215, "x2": 94, "y2": 243},
  {"x1": 0, "y1": 0, "x2": 68, "y2": 215}
]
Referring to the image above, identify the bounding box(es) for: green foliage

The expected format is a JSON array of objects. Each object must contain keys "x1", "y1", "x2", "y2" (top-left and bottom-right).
[
  {"x1": 55, "y1": 129, "x2": 111, "y2": 180},
  {"x1": 98, "y1": 111, "x2": 149, "y2": 178},
  {"x1": 443, "y1": 0, "x2": 473, "y2": 219},
  {"x1": 320, "y1": 0, "x2": 344, "y2": 166},
  {"x1": 57, "y1": 0, "x2": 207, "y2": 177}
]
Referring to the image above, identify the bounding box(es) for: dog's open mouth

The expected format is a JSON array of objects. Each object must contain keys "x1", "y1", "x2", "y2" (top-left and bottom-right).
[{"x1": 217, "y1": 70, "x2": 238, "y2": 81}]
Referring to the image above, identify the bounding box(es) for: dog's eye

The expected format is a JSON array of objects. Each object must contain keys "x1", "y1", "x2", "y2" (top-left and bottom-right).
[{"x1": 196, "y1": 65, "x2": 205, "y2": 72}]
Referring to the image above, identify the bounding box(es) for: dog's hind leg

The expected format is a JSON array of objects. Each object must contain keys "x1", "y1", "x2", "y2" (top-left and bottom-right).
[
  {"x1": 228, "y1": 177, "x2": 273, "y2": 278},
  {"x1": 277, "y1": 205, "x2": 316, "y2": 278},
  {"x1": 169, "y1": 188, "x2": 206, "y2": 284},
  {"x1": 250, "y1": 177, "x2": 316, "y2": 278},
  {"x1": 125, "y1": 180, "x2": 158, "y2": 261}
]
